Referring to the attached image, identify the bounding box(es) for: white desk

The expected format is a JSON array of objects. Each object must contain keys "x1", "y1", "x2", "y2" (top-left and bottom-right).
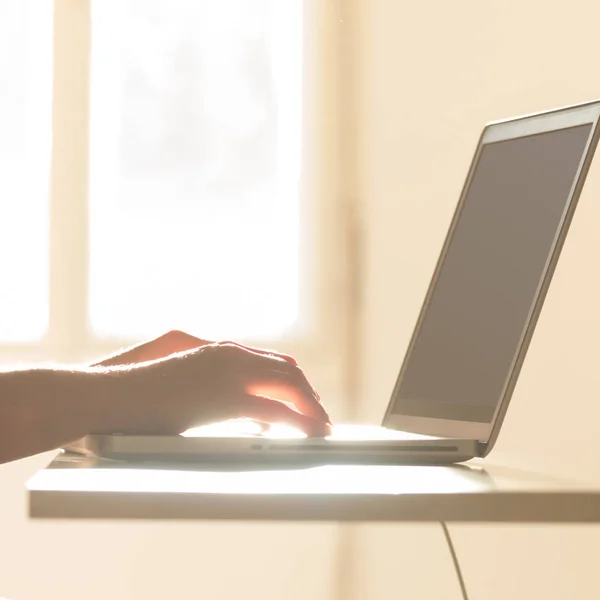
[{"x1": 27, "y1": 453, "x2": 600, "y2": 522}]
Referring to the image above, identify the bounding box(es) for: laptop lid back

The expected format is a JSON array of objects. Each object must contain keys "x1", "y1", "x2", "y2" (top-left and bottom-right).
[{"x1": 382, "y1": 100, "x2": 600, "y2": 456}]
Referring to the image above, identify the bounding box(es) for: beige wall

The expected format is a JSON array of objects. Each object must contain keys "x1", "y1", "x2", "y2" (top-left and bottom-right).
[
  {"x1": 4, "y1": 1, "x2": 600, "y2": 599},
  {"x1": 0, "y1": 453, "x2": 341, "y2": 600},
  {"x1": 348, "y1": 0, "x2": 600, "y2": 598}
]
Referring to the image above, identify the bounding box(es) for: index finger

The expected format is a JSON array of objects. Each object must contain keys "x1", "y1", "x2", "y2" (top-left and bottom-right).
[
  {"x1": 232, "y1": 394, "x2": 332, "y2": 437},
  {"x1": 245, "y1": 380, "x2": 331, "y2": 424},
  {"x1": 217, "y1": 343, "x2": 330, "y2": 424}
]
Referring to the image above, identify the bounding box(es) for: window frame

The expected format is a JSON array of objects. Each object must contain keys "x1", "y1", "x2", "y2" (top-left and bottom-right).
[{"x1": 0, "y1": 0, "x2": 356, "y2": 417}]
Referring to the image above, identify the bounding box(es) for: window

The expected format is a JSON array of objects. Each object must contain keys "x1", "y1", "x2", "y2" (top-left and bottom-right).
[
  {"x1": 89, "y1": 0, "x2": 303, "y2": 341},
  {"x1": 0, "y1": 1, "x2": 52, "y2": 343},
  {"x1": 0, "y1": 0, "x2": 347, "y2": 395}
]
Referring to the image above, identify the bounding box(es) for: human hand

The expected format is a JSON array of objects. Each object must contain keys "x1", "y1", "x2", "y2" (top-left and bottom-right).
[
  {"x1": 93, "y1": 329, "x2": 300, "y2": 368},
  {"x1": 95, "y1": 333, "x2": 331, "y2": 437}
]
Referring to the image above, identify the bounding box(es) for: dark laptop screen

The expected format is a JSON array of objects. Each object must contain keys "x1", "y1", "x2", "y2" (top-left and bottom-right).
[{"x1": 391, "y1": 123, "x2": 593, "y2": 423}]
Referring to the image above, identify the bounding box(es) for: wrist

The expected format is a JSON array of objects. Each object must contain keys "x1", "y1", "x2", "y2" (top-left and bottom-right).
[
  {"x1": 82, "y1": 368, "x2": 141, "y2": 434},
  {"x1": 89, "y1": 364, "x2": 175, "y2": 435}
]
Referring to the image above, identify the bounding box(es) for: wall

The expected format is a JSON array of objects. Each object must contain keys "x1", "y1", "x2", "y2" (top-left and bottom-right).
[
  {"x1": 348, "y1": 0, "x2": 600, "y2": 598},
  {"x1": 4, "y1": 1, "x2": 600, "y2": 599},
  {"x1": 0, "y1": 451, "x2": 340, "y2": 600}
]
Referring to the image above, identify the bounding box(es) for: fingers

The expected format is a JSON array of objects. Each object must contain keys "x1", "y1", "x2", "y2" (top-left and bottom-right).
[
  {"x1": 245, "y1": 381, "x2": 329, "y2": 424},
  {"x1": 232, "y1": 394, "x2": 332, "y2": 437},
  {"x1": 213, "y1": 343, "x2": 330, "y2": 424}
]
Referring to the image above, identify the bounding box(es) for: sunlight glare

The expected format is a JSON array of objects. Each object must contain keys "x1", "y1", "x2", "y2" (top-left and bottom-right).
[
  {"x1": 182, "y1": 420, "x2": 307, "y2": 439},
  {"x1": 0, "y1": 1, "x2": 52, "y2": 341},
  {"x1": 89, "y1": 0, "x2": 303, "y2": 341}
]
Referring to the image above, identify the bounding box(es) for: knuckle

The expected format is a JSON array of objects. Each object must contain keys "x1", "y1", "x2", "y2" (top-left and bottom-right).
[
  {"x1": 290, "y1": 364, "x2": 308, "y2": 382},
  {"x1": 216, "y1": 342, "x2": 245, "y2": 359},
  {"x1": 166, "y1": 329, "x2": 185, "y2": 338}
]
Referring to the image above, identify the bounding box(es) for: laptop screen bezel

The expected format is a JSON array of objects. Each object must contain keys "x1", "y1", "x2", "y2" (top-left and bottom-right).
[{"x1": 381, "y1": 100, "x2": 600, "y2": 455}]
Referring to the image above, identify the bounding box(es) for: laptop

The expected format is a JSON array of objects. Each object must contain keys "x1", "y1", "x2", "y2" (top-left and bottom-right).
[{"x1": 67, "y1": 99, "x2": 600, "y2": 467}]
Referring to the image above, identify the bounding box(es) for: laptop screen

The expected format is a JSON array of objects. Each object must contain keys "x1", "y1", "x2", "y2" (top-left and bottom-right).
[{"x1": 390, "y1": 122, "x2": 593, "y2": 424}]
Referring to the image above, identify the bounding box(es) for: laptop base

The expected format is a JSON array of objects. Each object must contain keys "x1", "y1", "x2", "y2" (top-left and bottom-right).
[{"x1": 65, "y1": 433, "x2": 478, "y2": 467}]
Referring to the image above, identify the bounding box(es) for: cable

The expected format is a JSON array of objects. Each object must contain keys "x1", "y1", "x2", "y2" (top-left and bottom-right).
[{"x1": 440, "y1": 521, "x2": 470, "y2": 600}]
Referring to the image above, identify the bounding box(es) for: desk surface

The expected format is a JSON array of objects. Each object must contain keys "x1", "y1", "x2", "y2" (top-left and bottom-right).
[{"x1": 28, "y1": 454, "x2": 600, "y2": 522}]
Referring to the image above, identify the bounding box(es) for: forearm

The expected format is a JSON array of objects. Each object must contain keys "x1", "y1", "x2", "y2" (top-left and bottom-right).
[{"x1": 0, "y1": 367, "x2": 132, "y2": 464}]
